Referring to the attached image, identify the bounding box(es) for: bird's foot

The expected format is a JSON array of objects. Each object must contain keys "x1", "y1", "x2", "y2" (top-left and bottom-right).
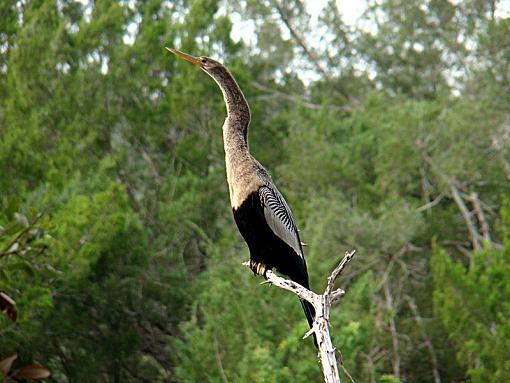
[{"x1": 249, "y1": 260, "x2": 267, "y2": 277}]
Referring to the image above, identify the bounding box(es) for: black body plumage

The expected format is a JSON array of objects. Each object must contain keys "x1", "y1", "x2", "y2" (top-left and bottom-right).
[
  {"x1": 166, "y1": 48, "x2": 315, "y2": 345},
  {"x1": 233, "y1": 185, "x2": 316, "y2": 335}
]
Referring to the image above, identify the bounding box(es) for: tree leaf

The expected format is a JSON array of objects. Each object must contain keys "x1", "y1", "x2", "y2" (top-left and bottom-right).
[
  {"x1": 0, "y1": 353, "x2": 17, "y2": 375},
  {"x1": 12, "y1": 364, "x2": 51, "y2": 380}
]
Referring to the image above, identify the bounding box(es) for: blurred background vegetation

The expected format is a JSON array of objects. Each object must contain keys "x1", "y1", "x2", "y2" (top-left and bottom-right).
[{"x1": 0, "y1": 0, "x2": 509, "y2": 382}]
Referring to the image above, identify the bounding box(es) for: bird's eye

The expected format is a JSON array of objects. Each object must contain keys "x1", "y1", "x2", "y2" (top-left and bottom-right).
[{"x1": 200, "y1": 58, "x2": 207, "y2": 64}]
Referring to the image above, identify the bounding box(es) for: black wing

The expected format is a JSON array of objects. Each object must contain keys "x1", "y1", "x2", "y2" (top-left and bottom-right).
[{"x1": 258, "y1": 184, "x2": 304, "y2": 260}]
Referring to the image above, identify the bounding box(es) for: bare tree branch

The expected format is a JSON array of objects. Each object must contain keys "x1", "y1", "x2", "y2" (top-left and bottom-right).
[
  {"x1": 491, "y1": 116, "x2": 510, "y2": 180},
  {"x1": 439, "y1": 240, "x2": 472, "y2": 257},
  {"x1": 213, "y1": 335, "x2": 230, "y2": 383},
  {"x1": 450, "y1": 185, "x2": 481, "y2": 252},
  {"x1": 252, "y1": 81, "x2": 353, "y2": 113},
  {"x1": 405, "y1": 296, "x2": 441, "y2": 383},
  {"x1": 271, "y1": 0, "x2": 331, "y2": 79},
  {"x1": 0, "y1": 213, "x2": 43, "y2": 258},
  {"x1": 383, "y1": 280, "x2": 401, "y2": 380},
  {"x1": 420, "y1": 151, "x2": 502, "y2": 253},
  {"x1": 417, "y1": 193, "x2": 444, "y2": 212},
  {"x1": 244, "y1": 250, "x2": 356, "y2": 383},
  {"x1": 270, "y1": 0, "x2": 358, "y2": 106},
  {"x1": 420, "y1": 153, "x2": 484, "y2": 254},
  {"x1": 326, "y1": 250, "x2": 356, "y2": 297},
  {"x1": 467, "y1": 192, "x2": 491, "y2": 244}
]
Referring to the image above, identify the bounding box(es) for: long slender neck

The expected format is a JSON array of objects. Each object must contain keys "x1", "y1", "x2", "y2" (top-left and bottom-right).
[{"x1": 207, "y1": 66, "x2": 251, "y2": 153}]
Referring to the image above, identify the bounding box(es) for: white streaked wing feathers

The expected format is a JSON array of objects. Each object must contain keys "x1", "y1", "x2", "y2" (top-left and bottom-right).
[{"x1": 259, "y1": 185, "x2": 303, "y2": 259}]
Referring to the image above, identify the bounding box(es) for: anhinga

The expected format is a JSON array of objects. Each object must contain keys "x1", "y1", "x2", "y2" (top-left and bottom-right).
[{"x1": 167, "y1": 48, "x2": 315, "y2": 344}]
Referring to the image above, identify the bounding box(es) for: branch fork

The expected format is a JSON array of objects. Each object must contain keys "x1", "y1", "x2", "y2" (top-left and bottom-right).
[{"x1": 244, "y1": 250, "x2": 356, "y2": 383}]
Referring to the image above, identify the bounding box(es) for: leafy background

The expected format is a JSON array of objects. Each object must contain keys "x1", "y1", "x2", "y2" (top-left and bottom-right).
[{"x1": 1, "y1": 0, "x2": 509, "y2": 382}]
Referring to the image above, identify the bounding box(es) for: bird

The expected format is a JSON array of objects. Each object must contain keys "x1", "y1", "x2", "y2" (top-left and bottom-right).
[{"x1": 166, "y1": 47, "x2": 316, "y2": 345}]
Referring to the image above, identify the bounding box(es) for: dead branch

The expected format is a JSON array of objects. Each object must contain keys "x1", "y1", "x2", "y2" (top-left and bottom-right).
[
  {"x1": 271, "y1": 0, "x2": 331, "y2": 80},
  {"x1": 491, "y1": 115, "x2": 510, "y2": 180},
  {"x1": 270, "y1": 0, "x2": 359, "y2": 106},
  {"x1": 252, "y1": 81, "x2": 353, "y2": 113},
  {"x1": 421, "y1": 153, "x2": 498, "y2": 253},
  {"x1": 213, "y1": 335, "x2": 230, "y2": 383},
  {"x1": 439, "y1": 240, "x2": 472, "y2": 257},
  {"x1": 450, "y1": 185, "x2": 481, "y2": 251},
  {"x1": 405, "y1": 296, "x2": 441, "y2": 383},
  {"x1": 244, "y1": 250, "x2": 356, "y2": 383},
  {"x1": 417, "y1": 193, "x2": 444, "y2": 213},
  {"x1": 467, "y1": 192, "x2": 491, "y2": 244},
  {"x1": 382, "y1": 281, "x2": 401, "y2": 381}
]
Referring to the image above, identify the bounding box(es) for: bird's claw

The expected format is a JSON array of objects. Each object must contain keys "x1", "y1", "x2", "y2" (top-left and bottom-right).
[{"x1": 249, "y1": 260, "x2": 267, "y2": 277}]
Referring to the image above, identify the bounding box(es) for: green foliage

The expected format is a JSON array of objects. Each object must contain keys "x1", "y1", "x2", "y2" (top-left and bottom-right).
[
  {"x1": 0, "y1": 207, "x2": 53, "y2": 342},
  {"x1": 1, "y1": 0, "x2": 509, "y2": 381},
  {"x1": 432, "y1": 201, "x2": 510, "y2": 382},
  {"x1": 174, "y1": 242, "x2": 321, "y2": 383}
]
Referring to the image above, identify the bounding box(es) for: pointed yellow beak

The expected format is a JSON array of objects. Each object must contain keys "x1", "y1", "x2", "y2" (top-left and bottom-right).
[{"x1": 165, "y1": 47, "x2": 203, "y2": 67}]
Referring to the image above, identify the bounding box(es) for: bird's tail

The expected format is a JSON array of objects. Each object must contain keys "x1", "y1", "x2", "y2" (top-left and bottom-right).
[{"x1": 300, "y1": 298, "x2": 318, "y2": 348}]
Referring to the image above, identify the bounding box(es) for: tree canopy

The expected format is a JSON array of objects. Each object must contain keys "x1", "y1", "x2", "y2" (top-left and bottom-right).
[{"x1": 1, "y1": 0, "x2": 509, "y2": 382}]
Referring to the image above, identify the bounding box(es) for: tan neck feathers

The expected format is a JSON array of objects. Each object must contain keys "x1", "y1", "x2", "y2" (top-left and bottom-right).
[{"x1": 207, "y1": 62, "x2": 261, "y2": 208}]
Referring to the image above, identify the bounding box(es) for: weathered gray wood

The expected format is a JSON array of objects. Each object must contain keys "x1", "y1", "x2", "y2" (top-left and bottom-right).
[{"x1": 244, "y1": 250, "x2": 356, "y2": 383}]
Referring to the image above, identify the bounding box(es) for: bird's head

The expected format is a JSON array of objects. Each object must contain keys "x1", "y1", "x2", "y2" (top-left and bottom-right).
[
  {"x1": 166, "y1": 47, "x2": 223, "y2": 77},
  {"x1": 166, "y1": 47, "x2": 249, "y2": 118}
]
